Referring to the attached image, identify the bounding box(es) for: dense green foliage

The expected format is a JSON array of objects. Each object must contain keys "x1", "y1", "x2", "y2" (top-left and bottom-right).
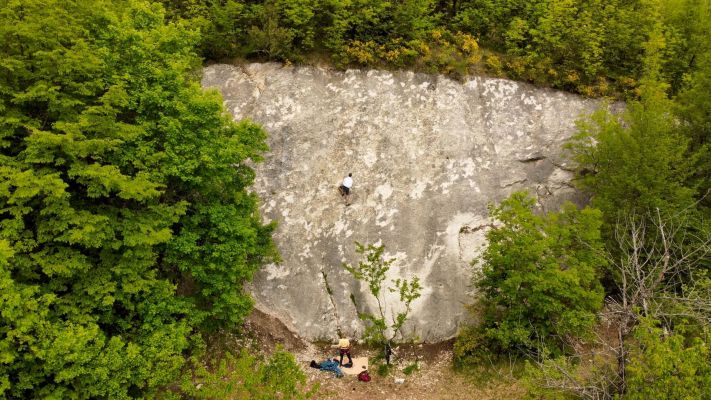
[
  {"x1": 677, "y1": 50, "x2": 711, "y2": 209},
  {"x1": 158, "y1": 0, "x2": 709, "y2": 96},
  {"x1": 565, "y1": 18, "x2": 706, "y2": 223},
  {"x1": 508, "y1": 6, "x2": 711, "y2": 395},
  {"x1": 455, "y1": 0, "x2": 710, "y2": 95},
  {"x1": 455, "y1": 193, "x2": 605, "y2": 363},
  {"x1": 523, "y1": 318, "x2": 711, "y2": 400},
  {"x1": 0, "y1": 0, "x2": 275, "y2": 397},
  {"x1": 566, "y1": 85, "x2": 695, "y2": 223},
  {"x1": 177, "y1": 349, "x2": 316, "y2": 399},
  {"x1": 624, "y1": 319, "x2": 710, "y2": 400}
]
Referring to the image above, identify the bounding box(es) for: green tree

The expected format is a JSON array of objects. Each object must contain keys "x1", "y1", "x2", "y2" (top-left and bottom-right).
[
  {"x1": 197, "y1": 0, "x2": 252, "y2": 60},
  {"x1": 459, "y1": 192, "x2": 606, "y2": 360},
  {"x1": 452, "y1": 0, "x2": 710, "y2": 97},
  {"x1": 342, "y1": 242, "x2": 422, "y2": 363},
  {"x1": 566, "y1": 84, "x2": 695, "y2": 223},
  {"x1": 624, "y1": 318, "x2": 711, "y2": 400},
  {"x1": 676, "y1": 49, "x2": 711, "y2": 210},
  {"x1": 155, "y1": 0, "x2": 711, "y2": 97},
  {"x1": 0, "y1": 0, "x2": 274, "y2": 397},
  {"x1": 246, "y1": 0, "x2": 317, "y2": 61},
  {"x1": 658, "y1": 0, "x2": 711, "y2": 94},
  {"x1": 521, "y1": 206, "x2": 711, "y2": 399},
  {"x1": 523, "y1": 318, "x2": 711, "y2": 400},
  {"x1": 454, "y1": 0, "x2": 654, "y2": 94},
  {"x1": 159, "y1": 0, "x2": 318, "y2": 61}
]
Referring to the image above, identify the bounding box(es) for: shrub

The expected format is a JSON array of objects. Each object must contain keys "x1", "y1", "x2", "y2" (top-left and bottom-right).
[
  {"x1": 342, "y1": 243, "x2": 421, "y2": 362},
  {"x1": 179, "y1": 348, "x2": 317, "y2": 399},
  {"x1": 456, "y1": 192, "x2": 606, "y2": 362}
]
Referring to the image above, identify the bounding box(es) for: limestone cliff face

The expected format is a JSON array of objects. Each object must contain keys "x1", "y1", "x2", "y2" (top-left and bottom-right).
[{"x1": 202, "y1": 63, "x2": 601, "y2": 342}]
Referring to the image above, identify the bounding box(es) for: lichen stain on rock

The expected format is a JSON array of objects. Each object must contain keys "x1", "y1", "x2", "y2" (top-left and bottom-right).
[{"x1": 202, "y1": 62, "x2": 601, "y2": 342}]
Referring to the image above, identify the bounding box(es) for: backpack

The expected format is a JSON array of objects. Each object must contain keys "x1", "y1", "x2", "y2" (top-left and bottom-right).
[{"x1": 357, "y1": 370, "x2": 371, "y2": 382}]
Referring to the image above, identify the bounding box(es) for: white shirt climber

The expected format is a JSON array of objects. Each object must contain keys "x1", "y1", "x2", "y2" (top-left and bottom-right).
[{"x1": 342, "y1": 175, "x2": 353, "y2": 188}]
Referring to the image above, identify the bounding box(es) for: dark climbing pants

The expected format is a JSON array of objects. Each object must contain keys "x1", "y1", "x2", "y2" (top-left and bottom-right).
[{"x1": 339, "y1": 348, "x2": 352, "y2": 366}]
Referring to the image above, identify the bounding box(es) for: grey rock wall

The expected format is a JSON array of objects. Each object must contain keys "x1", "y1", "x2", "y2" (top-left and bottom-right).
[{"x1": 202, "y1": 63, "x2": 601, "y2": 342}]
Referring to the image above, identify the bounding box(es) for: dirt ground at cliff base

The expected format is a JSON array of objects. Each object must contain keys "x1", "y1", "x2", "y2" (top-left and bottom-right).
[
  {"x1": 245, "y1": 310, "x2": 526, "y2": 400},
  {"x1": 304, "y1": 347, "x2": 526, "y2": 400}
]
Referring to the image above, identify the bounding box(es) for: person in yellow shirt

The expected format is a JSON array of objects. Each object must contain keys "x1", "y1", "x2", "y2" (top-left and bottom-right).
[{"x1": 338, "y1": 337, "x2": 353, "y2": 367}]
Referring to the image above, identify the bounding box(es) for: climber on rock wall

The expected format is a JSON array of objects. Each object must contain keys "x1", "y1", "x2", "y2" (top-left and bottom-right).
[{"x1": 339, "y1": 173, "x2": 353, "y2": 205}]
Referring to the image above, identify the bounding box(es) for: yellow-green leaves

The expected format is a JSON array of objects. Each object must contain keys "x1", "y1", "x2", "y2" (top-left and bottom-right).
[{"x1": 625, "y1": 318, "x2": 711, "y2": 400}]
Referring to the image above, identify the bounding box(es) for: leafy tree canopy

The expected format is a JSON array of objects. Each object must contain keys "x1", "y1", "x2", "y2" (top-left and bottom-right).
[
  {"x1": 625, "y1": 318, "x2": 710, "y2": 400},
  {"x1": 0, "y1": 0, "x2": 275, "y2": 397},
  {"x1": 458, "y1": 192, "x2": 606, "y2": 360},
  {"x1": 566, "y1": 83, "x2": 695, "y2": 223},
  {"x1": 159, "y1": 0, "x2": 710, "y2": 97}
]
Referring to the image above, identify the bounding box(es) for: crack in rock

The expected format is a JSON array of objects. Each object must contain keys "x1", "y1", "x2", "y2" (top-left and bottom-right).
[
  {"x1": 320, "y1": 270, "x2": 343, "y2": 337},
  {"x1": 551, "y1": 161, "x2": 576, "y2": 172},
  {"x1": 517, "y1": 155, "x2": 547, "y2": 163},
  {"x1": 501, "y1": 178, "x2": 528, "y2": 188}
]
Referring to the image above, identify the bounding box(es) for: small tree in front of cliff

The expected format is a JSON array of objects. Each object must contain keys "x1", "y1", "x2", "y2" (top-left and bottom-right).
[
  {"x1": 343, "y1": 242, "x2": 422, "y2": 367},
  {"x1": 455, "y1": 191, "x2": 606, "y2": 366}
]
